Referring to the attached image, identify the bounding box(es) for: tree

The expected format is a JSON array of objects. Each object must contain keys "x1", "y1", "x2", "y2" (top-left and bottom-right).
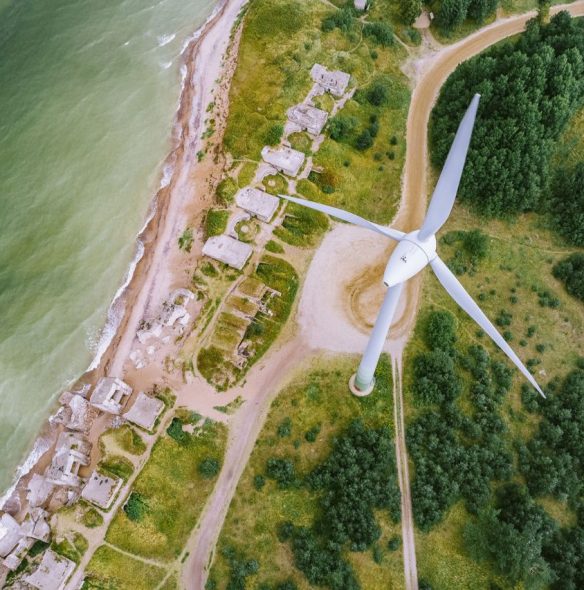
[
  {"x1": 328, "y1": 115, "x2": 357, "y2": 141},
  {"x1": 199, "y1": 457, "x2": 221, "y2": 479},
  {"x1": 355, "y1": 129, "x2": 373, "y2": 151},
  {"x1": 549, "y1": 164, "x2": 584, "y2": 246},
  {"x1": 467, "y1": 0, "x2": 498, "y2": 22},
  {"x1": 553, "y1": 253, "x2": 584, "y2": 302},
  {"x1": 399, "y1": 0, "x2": 422, "y2": 25},
  {"x1": 266, "y1": 457, "x2": 296, "y2": 488},
  {"x1": 424, "y1": 310, "x2": 457, "y2": 352},
  {"x1": 436, "y1": 0, "x2": 469, "y2": 32},
  {"x1": 363, "y1": 22, "x2": 394, "y2": 47}
]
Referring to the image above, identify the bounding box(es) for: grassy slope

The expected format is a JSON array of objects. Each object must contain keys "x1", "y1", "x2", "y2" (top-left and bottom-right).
[
  {"x1": 223, "y1": 0, "x2": 410, "y2": 222},
  {"x1": 207, "y1": 355, "x2": 405, "y2": 589}
]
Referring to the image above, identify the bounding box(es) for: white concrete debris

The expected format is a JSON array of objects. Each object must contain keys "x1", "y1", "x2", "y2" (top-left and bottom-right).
[
  {"x1": 123, "y1": 392, "x2": 165, "y2": 431},
  {"x1": 203, "y1": 235, "x2": 253, "y2": 270},
  {"x1": 24, "y1": 549, "x2": 75, "y2": 590},
  {"x1": 0, "y1": 513, "x2": 23, "y2": 558},
  {"x1": 261, "y1": 146, "x2": 305, "y2": 177},
  {"x1": 81, "y1": 470, "x2": 122, "y2": 510},
  {"x1": 3, "y1": 537, "x2": 34, "y2": 571},
  {"x1": 137, "y1": 320, "x2": 163, "y2": 344},
  {"x1": 287, "y1": 103, "x2": 328, "y2": 136},
  {"x1": 26, "y1": 474, "x2": 55, "y2": 509},
  {"x1": 89, "y1": 377, "x2": 132, "y2": 415},
  {"x1": 354, "y1": 0, "x2": 368, "y2": 10},
  {"x1": 57, "y1": 392, "x2": 92, "y2": 433},
  {"x1": 235, "y1": 187, "x2": 279, "y2": 223},
  {"x1": 310, "y1": 64, "x2": 351, "y2": 97},
  {"x1": 45, "y1": 432, "x2": 91, "y2": 488},
  {"x1": 20, "y1": 508, "x2": 51, "y2": 542}
]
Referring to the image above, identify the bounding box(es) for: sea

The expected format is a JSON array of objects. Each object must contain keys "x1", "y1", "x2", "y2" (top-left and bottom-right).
[{"x1": 0, "y1": 0, "x2": 216, "y2": 493}]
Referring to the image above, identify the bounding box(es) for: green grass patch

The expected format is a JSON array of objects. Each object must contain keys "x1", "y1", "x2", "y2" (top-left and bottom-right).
[
  {"x1": 273, "y1": 201, "x2": 329, "y2": 247},
  {"x1": 205, "y1": 209, "x2": 229, "y2": 238},
  {"x1": 287, "y1": 132, "x2": 312, "y2": 154},
  {"x1": 104, "y1": 419, "x2": 227, "y2": 561},
  {"x1": 208, "y1": 355, "x2": 405, "y2": 589},
  {"x1": 98, "y1": 455, "x2": 134, "y2": 482},
  {"x1": 52, "y1": 532, "x2": 88, "y2": 564},
  {"x1": 224, "y1": 0, "x2": 409, "y2": 222},
  {"x1": 84, "y1": 545, "x2": 166, "y2": 590},
  {"x1": 265, "y1": 239, "x2": 285, "y2": 253},
  {"x1": 102, "y1": 425, "x2": 146, "y2": 456}
]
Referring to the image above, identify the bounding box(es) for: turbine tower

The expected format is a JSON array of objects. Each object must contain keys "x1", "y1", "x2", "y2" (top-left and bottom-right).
[{"x1": 279, "y1": 94, "x2": 546, "y2": 398}]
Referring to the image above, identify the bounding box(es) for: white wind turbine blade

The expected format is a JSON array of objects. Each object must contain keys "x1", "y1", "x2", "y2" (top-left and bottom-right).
[
  {"x1": 278, "y1": 194, "x2": 405, "y2": 241},
  {"x1": 418, "y1": 94, "x2": 481, "y2": 241},
  {"x1": 430, "y1": 256, "x2": 545, "y2": 398}
]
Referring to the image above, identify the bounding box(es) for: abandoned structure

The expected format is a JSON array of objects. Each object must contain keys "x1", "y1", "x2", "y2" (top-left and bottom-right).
[
  {"x1": 24, "y1": 549, "x2": 75, "y2": 590},
  {"x1": 261, "y1": 146, "x2": 305, "y2": 177},
  {"x1": 45, "y1": 431, "x2": 91, "y2": 488},
  {"x1": 202, "y1": 235, "x2": 253, "y2": 270},
  {"x1": 123, "y1": 392, "x2": 164, "y2": 431},
  {"x1": 287, "y1": 103, "x2": 328, "y2": 136},
  {"x1": 0, "y1": 509, "x2": 50, "y2": 572},
  {"x1": 235, "y1": 187, "x2": 279, "y2": 223},
  {"x1": 56, "y1": 392, "x2": 93, "y2": 433},
  {"x1": 310, "y1": 63, "x2": 350, "y2": 96},
  {"x1": 81, "y1": 470, "x2": 122, "y2": 510},
  {"x1": 89, "y1": 377, "x2": 132, "y2": 415},
  {"x1": 26, "y1": 474, "x2": 55, "y2": 509}
]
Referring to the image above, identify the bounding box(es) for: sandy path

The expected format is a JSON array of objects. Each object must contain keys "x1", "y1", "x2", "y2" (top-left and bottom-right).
[{"x1": 181, "y1": 338, "x2": 310, "y2": 587}]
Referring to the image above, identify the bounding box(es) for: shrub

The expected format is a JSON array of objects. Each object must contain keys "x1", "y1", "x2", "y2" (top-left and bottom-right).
[
  {"x1": 254, "y1": 474, "x2": 266, "y2": 490},
  {"x1": 167, "y1": 418, "x2": 188, "y2": 445},
  {"x1": 265, "y1": 458, "x2": 296, "y2": 488},
  {"x1": 124, "y1": 492, "x2": 148, "y2": 522},
  {"x1": 265, "y1": 123, "x2": 284, "y2": 145},
  {"x1": 178, "y1": 228, "x2": 194, "y2": 252},
  {"x1": 198, "y1": 457, "x2": 221, "y2": 479},
  {"x1": 277, "y1": 417, "x2": 292, "y2": 438},
  {"x1": 363, "y1": 22, "x2": 394, "y2": 47}
]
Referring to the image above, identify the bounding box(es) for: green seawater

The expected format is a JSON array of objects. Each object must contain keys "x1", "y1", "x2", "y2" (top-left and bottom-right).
[{"x1": 0, "y1": 0, "x2": 216, "y2": 493}]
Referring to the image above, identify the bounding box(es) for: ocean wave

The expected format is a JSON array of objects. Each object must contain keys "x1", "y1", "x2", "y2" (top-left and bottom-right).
[
  {"x1": 157, "y1": 33, "x2": 176, "y2": 47},
  {"x1": 161, "y1": 60, "x2": 173, "y2": 70},
  {"x1": 0, "y1": 435, "x2": 53, "y2": 509},
  {"x1": 86, "y1": 239, "x2": 145, "y2": 372},
  {"x1": 180, "y1": 0, "x2": 223, "y2": 55}
]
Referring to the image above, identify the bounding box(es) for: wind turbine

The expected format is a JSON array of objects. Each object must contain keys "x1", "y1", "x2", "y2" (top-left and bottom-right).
[{"x1": 279, "y1": 94, "x2": 545, "y2": 398}]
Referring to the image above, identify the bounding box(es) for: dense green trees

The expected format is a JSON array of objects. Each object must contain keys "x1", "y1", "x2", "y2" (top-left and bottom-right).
[
  {"x1": 430, "y1": 13, "x2": 584, "y2": 217},
  {"x1": 464, "y1": 484, "x2": 556, "y2": 586},
  {"x1": 275, "y1": 420, "x2": 400, "y2": 589},
  {"x1": 553, "y1": 253, "x2": 584, "y2": 302},
  {"x1": 407, "y1": 311, "x2": 514, "y2": 530},
  {"x1": 520, "y1": 369, "x2": 584, "y2": 504},
  {"x1": 549, "y1": 163, "x2": 584, "y2": 246},
  {"x1": 363, "y1": 22, "x2": 394, "y2": 47},
  {"x1": 399, "y1": 0, "x2": 422, "y2": 25}
]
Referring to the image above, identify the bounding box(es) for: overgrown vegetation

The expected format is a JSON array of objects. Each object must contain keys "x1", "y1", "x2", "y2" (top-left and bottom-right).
[
  {"x1": 100, "y1": 419, "x2": 227, "y2": 562},
  {"x1": 430, "y1": 14, "x2": 584, "y2": 219},
  {"x1": 205, "y1": 209, "x2": 229, "y2": 238},
  {"x1": 273, "y1": 202, "x2": 329, "y2": 247},
  {"x1": 208, "y1": 357, "x2": 405, "y2": 588}
]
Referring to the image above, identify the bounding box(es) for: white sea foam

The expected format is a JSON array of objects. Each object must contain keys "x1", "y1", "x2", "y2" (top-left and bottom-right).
[
  {"x1": 86, "y1": 239, "x2": 145, "y2": 372},
  {"x1": 157, "y1": 33, "x2": 176, "y2": 47},
  {"x1": 180, "y1": 0, "x2": 223, "y2": 55},
  {"x1": 161, "y1": 60, "x2": 173, "y2": 69},
  {"x1": 0, "y1": 436, "x2": 53, "y2": 509}
]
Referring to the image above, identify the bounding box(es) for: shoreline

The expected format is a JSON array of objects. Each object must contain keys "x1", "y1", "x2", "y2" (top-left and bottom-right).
[{"x1": 0, "y1": 0, "x2": 245, "y2": 514}]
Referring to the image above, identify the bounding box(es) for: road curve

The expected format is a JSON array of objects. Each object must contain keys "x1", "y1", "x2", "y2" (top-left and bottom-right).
[{"x1": 394, "y1": 3, "x2": 584, "y2": 589}]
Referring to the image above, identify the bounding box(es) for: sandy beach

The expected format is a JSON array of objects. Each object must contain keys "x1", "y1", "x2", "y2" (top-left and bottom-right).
[{"x1": 1, "y1": 0, "x2": 248, "y2": 518}]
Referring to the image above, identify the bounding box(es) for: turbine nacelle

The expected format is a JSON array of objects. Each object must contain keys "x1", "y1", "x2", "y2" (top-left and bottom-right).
[{"x1": 383, "y1": 230, "x2": 437, "y2": 287}]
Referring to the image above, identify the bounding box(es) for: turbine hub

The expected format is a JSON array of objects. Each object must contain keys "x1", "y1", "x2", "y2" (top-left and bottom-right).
[{"x1": 383, "y1": 230, "x2": 437, "y2": 287}]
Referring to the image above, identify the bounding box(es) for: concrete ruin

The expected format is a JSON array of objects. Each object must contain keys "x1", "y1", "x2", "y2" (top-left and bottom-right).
[
  {"x1": 56, "y1": 392, "x2": 93, "y2": 433},
  {"x1": 26, "y1": 474, "x2": 55, "y2": 509},
  {"x1": 81, "y1": 470, "x2": 122, "y2": 510},
  {"x1": 123, "y1": 392, "x2": 165, "y2": 431},
  {"x1": 235, "y1": 187, "x2": 279, "y2": 223},
  {"x1": 45, "y1": 431, "x2": 91, "y2": 488},
  {"x1": 89, "y1": 377, "x2": 132, "y2": 415},
  {"x1": 310, "y1": 64, "x2": 350, "y2": 97},
  {"x1": 261, "y1": 146, "x2": 305, "y2": 177},
  {"x1": 287, "y1": 103, "x2": 328, "y2": 136},
  {"x1": 20, "y1": 508, "x2": 51, "y2": 543},
  {"x1": 202, "y1": 235, "x2": 253, "y2": 270},
  {"x1": 24, "y1": 549, "x2": 75, "y2": 590},
  {"x1": 0, "y1": 513, "x2": 23, "y2": 559},
  {"x1": 354, "y1": 0, "x2": 368, "y2": 10}
]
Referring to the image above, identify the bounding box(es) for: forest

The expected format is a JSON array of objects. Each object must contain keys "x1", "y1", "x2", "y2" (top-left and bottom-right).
[{"x1": 430, "y1": 13, "x2": 584, "y2": 219}]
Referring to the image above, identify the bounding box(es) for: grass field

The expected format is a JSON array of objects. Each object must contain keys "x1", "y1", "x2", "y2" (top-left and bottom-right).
[
  {"x1": 223, "y1": 0, "x2": 409, "y2": 222},
  {"x1": 207, "y1": 354, "x2": 405, "y2": 590},
  {"x1": 84, "y1": 546, "x2": 167, "y2": 590},
  {"x1": 84, "y1": 416, "x2": 228, "y2": 583}
]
